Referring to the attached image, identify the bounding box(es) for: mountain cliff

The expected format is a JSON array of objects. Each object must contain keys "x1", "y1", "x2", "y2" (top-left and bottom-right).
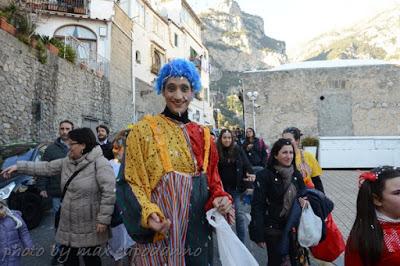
[
  {"x1": 295, "y1": 6, "x2": 400, "y2": 61},
  {"x1": 198, "y1": 0, "x2": 288, "y2": 127}
]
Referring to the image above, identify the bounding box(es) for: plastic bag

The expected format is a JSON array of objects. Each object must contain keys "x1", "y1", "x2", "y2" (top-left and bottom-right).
[
  {"x1": 206, "y1": 208, "x2": 258, "y2": 266},
  {"x1": 298, "y1": 201, "x2": 322, "y2": 247}
]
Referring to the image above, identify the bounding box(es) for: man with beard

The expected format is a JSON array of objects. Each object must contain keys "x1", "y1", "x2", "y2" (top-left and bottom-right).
[
  {"x1": 37, "y1": 120, "x2": 73, "y2": 212},
  {"x1": 96, "y1": 124, "x2": 114, "y2": 160},
  {"x1": 36, "y1": 119, "x2": 73, "y2": 265}
]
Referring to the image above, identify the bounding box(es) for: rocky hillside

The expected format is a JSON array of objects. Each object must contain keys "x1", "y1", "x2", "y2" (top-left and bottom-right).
[
  {"x1": 198, "y1": 0, "x2": 288, "y2": 127},
  {"x1": 295, "y1": 6, "x2": 400, "y2": 61}
]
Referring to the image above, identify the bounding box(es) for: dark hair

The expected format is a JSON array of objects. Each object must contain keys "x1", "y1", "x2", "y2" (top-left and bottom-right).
[
  {"x1": 347, "y1": 166, "x2": 400, "y2": 266},
  {"x1": 59, "y1": 120, "x2": 74, "y2": 129},
  {"x1": 96, "y1": 124, "x2": 110, "y2": 135},
  {"x1": 267, "y1": 138, "x2": 297, "y2": 169},
  {"x1": 246, "y1": 127, "x2": 256, "y2": 137},
  {"x1": 282, "y1": 127, "x2": 302, "y2": 141},
  {"x1": 217, "y1": 129, "x2": 238, "y2": 163},
  {"x1": 68, "y1": 128, "x2": 98, "y2": 154}
]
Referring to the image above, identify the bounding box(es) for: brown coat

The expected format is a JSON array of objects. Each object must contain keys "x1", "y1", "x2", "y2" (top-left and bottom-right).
[{"x1": 17, "y1": 146, "x2": 115, "y2": 247}]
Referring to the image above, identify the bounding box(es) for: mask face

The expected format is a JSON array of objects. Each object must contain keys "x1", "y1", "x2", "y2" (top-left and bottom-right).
[{"x1": 162, "y1": 77, "x2": 193, "y2": 115}]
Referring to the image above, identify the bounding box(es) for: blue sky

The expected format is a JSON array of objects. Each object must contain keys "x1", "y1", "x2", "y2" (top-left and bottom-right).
[{"x1": 188, "y1": 0, "x2": 400, "y2": 53}]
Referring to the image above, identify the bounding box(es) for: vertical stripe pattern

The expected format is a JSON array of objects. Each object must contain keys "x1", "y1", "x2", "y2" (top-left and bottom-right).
[{"x1": 133, "y1": 171, "x2": 193, "y2": 266}]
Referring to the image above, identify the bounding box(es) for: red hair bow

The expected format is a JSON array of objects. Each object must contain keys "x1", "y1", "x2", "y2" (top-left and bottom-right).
[{"x1": 358, "y1": 171, "x2": 378, "y2": 187}]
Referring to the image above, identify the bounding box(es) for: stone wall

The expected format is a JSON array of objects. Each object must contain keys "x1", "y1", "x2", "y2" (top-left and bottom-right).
[
  {"x1": 0, "y1": 29, "x2": 111, "y2": 144},
  {"x1": 241, "y1": 64, "x2": 400, "y2": 144},
  {"x1": 135, "y1": 78, "x2": 164, "y2": 120},
  {"x1": 109, "y1": 5, "x2": 135, "y2": 130}
]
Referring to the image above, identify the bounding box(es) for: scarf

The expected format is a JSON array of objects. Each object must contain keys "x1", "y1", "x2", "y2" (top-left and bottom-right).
[{"x1": 274, "y1": 165, "x2": 297, "y2": 218}]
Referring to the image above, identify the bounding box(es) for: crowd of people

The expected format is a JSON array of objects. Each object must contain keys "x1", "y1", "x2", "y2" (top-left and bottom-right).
[{"x1": 1, "y1": 58, "x2": 400, "y2": 266}]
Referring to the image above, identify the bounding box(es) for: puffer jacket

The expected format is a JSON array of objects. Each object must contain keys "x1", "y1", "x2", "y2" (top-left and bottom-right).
[
  {"x1": 17, "y1": 146, "x2": 115, "y2": 248},
  {"x1": 0, "y1": 210, "x2": 33, "y2": 266}
]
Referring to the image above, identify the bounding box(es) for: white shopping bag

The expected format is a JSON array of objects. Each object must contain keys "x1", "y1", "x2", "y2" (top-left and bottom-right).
[
  {"x1": 298, "y1": 201, "x2": 322, "y2": 247},
  {"x1": 206, "y1": 208, "x2": 259, "y2": 266}
]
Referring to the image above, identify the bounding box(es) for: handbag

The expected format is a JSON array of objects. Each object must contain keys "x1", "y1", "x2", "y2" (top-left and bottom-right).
[
  {"x1": 310, "y1": 213, "x2": 345, "y2": 262},
  {"x1": 297, "y1": 201, "x2": 322, "y2": 247},
  {"x1": 54, "y1": 164, "x2": 89, "y2": 229}
]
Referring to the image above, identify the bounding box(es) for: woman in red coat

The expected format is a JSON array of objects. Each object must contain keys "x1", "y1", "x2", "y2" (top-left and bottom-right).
[{"x1": 345, "y1": 166, "x2": 400, "y2": 266}]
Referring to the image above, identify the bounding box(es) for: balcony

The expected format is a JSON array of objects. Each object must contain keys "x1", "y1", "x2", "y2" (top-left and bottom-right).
[{"x1": 22, "y1": 0, "x2": 87, "y2": 15}]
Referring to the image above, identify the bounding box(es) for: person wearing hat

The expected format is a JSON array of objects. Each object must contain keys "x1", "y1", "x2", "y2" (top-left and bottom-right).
[
  {"x1": 124, "y1": 58, "x2": 233, "y2": 265},
  {"x1": 282, "y1": 127, "x2": 324, "y2": 192},
  {"x1": 0, "y1": 199, "x2": 33, "y2": 266}
]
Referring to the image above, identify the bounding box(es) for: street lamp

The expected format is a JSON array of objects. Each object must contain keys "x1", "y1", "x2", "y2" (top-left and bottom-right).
[{"x1": 246, "y1": 91, "x2": 259, "y2": 132}]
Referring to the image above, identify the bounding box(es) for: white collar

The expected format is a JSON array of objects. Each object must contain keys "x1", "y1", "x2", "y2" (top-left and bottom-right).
[
  {"x1": 99, "y1": 139, "x2": 108, "y2": 145},
  {"x1": 376, "y1": 210, "x2": 400, "y2": 223}
]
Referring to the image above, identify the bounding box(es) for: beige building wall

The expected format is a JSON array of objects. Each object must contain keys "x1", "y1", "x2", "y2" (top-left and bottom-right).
[
  {"x1": 109, "y1": 4, "x2": 134, "y2": 130},
  {"x1": 240, "y1": 63, "x2": 400, "y2": 144}
]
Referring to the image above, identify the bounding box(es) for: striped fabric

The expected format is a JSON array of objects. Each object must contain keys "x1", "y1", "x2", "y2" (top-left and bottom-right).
[{"x1": 133, "y1": 171, "x2": 193, "y2": 266}]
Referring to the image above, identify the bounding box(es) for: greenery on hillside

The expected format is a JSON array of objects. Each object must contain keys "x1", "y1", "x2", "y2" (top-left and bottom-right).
[{"x1": 211, "y1": 70, "x2": 244, "y2": 128}]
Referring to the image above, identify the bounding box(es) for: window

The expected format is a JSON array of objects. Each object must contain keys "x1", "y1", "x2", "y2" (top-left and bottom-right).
[
  {"x1": 151, "y1": 44, "x2": 165, "y2": 74},
  {"x1": 135, "y1": 50, "x2": 141, "y2": 63},
  {"x1": 133, "y1": 0, "x2": 145, "y2": 27},
  {"x1": 152, "y1": 16, "x2": 166, "y2": 40},
  {"x1": 180, "y1": 7, "x2": 201, "y2": 37},
  {"x1": 153, "y1": 51, "x2": 161, "y2": 73},
  {"x1": 54, "y1": 25, "x2": 97, "y2": 62},
  {"x1": 174, "y1": 33, "x2": 178, "y2": 47},
  {"x1": 190, "y1": 47, "x2": 198, "y2": 59}
]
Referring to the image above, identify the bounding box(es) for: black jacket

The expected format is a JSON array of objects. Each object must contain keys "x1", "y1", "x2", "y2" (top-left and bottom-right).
[
  {"x1": 249, "y1": 166, "x2": 305, "y2": 243},
  {"x1": 36, "y1": 138, "x2": 68, "y2": 197},
  {"x1": 218, "y1": 145, "x2": 254, "y2": 193},
  {"x1": 99, "y1": 141, "x2": 114, "y2": 160},
  {"x1": 243, "y1": 137, "x2": 267, "y2": 167}
]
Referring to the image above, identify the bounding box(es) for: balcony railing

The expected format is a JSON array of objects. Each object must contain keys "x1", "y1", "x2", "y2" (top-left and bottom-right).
[
  {"x1": 22, "y1": 0, "x2": 87, "y2": 15},
  {"x1": 61, "y1": 36, "x2": 110, "y2": 79}
]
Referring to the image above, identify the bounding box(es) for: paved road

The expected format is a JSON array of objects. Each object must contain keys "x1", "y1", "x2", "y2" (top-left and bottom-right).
[{"x1": 21, "y1": 170, "x2": 358, "y2": 266}]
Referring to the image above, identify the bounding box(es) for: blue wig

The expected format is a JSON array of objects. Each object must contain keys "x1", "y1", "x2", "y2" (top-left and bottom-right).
[{"x1": 154, "y1": 58, "x2": 202, "y2": 95}]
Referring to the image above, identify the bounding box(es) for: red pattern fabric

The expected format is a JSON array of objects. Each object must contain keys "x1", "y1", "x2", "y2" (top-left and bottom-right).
[
  {"x1": 345, "y1": 221, "x2": 400, "y2": 266},
  {"x1": 186, "y1": 123, "x2": 232, "y2": 210}
]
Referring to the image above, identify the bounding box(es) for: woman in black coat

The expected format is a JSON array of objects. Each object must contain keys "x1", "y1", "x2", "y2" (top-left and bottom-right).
[
  {"x1": 242, "y1": 127, "x2": 267, "y2": 171},
  {"x1": 217, "y1": 129, "x2": 255, "y2": 243},
  {"x1": 249, "y1": 138, "x2": 307, "y2": 266}
]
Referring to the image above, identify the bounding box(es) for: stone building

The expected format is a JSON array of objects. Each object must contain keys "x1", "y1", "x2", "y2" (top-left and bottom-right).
[
  {"x1": 0, "y1": 30, "x2": 111, "y2": 145},
  {"x1": 240, "y1": 60, "x2": 400, "y2": 143}
]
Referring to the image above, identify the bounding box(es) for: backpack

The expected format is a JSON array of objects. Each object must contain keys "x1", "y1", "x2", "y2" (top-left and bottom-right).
[{"x1": 258, "y1": 138, "x2": 270, "y2": 159}]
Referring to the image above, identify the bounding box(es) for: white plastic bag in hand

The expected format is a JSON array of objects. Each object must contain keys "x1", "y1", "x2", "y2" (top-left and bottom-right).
[
  {"x1": 206, "y1": 208, "x2": 259, "y2": 266},
  {"x1": 298, "y1": 201, "x2": 322, "y2": 247}
]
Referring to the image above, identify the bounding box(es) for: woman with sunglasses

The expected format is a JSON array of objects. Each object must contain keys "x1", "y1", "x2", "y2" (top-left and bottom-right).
[{"x1": 2, "y1": 128, "x2": 115, "y2": 266}]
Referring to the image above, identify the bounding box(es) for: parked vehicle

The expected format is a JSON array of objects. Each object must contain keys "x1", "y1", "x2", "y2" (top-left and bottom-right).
[{"x1": 0, "y1": 142, "x2": 49, "y2": 229}]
